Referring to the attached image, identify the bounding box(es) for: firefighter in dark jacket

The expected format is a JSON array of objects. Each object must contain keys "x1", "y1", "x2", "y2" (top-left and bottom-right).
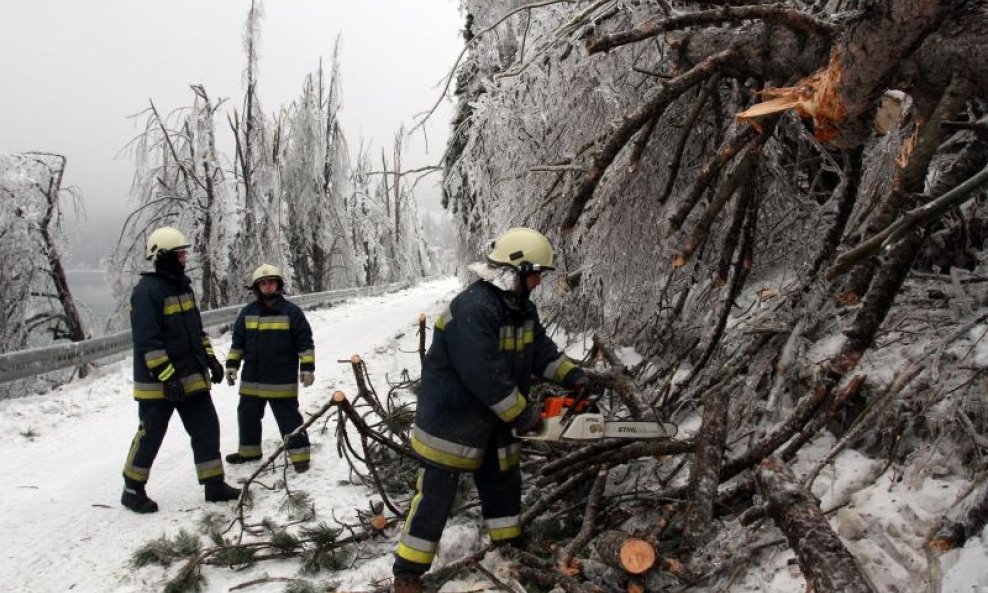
[
  {"x1": 121, "y1": 226, "x2": 240, "y2": 513},
  {"x1": 392, "y1": 228, "x2": 589, "y2": 593},
  {"x1": 224, "y1": 264, "x2": 315, "y2": 472}
]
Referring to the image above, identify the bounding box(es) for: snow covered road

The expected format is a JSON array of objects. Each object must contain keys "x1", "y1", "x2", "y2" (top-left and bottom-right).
[{"x1": 0, "y1": 277, "x2": 460, "y2": 593}]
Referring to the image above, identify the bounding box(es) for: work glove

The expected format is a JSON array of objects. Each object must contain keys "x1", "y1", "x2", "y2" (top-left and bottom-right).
[
  {"x1": 512, "y1": 405, "x2": 544, "y2": 436},
  {"x1": 572, "y1": 374, "x2": 591, "y2": 397},
  {"x1": 162, "y1": 375, "x2": 186, "y2": 403},
  {"x1": 300, "y1": 371, "x2": 315, "y2": 388},
  {"x1": 208, "y1": 356, "x2": 225, "y2": 384},
  {"x1": 225, "y1": 367, "x2": 238, "y2": 386}
]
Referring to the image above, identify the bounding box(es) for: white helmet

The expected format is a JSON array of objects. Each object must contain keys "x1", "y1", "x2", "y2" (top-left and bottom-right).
[
  {"x1": 145, "y1": 227, "x2": 190, "y2": 261},
  {"x1": 487, "y1": 227, "x2": 556, "y2": 272},
  {"x1": 250, "y1": 264, "x2": 283, "y2": 287}
]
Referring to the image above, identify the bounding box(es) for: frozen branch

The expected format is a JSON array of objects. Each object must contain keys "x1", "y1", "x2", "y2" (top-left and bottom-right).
[
  {"x1": 561, "y1": 48, "x2": 736, "y2": 233},
  {"x1": 587, "y1": 4, "x2": 835, "y2": 55}
]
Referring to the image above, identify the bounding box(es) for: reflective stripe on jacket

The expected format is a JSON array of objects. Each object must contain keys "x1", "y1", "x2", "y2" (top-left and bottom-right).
[
  {"x1": 226, "y1": 295, "x2": 314, "y2": 399},
  {"x1": 130, "y1": 271, "x2": 212, "y2": 400},
  {"x1": 412, "y1": 280, "x2": 584, "y2": 470}
]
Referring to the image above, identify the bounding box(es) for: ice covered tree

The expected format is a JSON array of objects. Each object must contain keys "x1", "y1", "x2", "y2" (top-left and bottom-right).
[
  {"x1": 0, "y1": 152, "x2": 85, "y2": 350},
  {"x1": 109, "y1": 84, "x2": 231, "y2": 318},
  {"x1": 346, "y1": 137, "x2": 434, "y2": 285},
  {"x1": 224, "y1": 0, "x2": 285, "y2": 295},
  {"x1": 280, "y1": 42, "x2": 362, "y2": 292},
  {"x1": 110, "y1": 0, "x2": 434, "y2": 315}
]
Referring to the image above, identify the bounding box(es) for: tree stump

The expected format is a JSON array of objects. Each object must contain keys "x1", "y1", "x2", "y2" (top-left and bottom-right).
[{"x1": 592, "y1": 531, "x2": 657, "y2": 575}]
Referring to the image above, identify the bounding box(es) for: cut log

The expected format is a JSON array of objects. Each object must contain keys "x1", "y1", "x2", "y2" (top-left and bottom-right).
[
  {"x1": 592, "y1": 531, "x2": 657, "y2": 575},
  {"x1": 929, "y1": 478, "x2": 988, "y2": 551},
  {"x1": 370, "y1": 514, "x2": 388, "y2": 532},
  {"x1": 756, "y1": 457, "x2": 875, "y2": 593}
]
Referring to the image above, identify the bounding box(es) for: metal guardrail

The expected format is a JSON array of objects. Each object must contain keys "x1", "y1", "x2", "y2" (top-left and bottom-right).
[{"x1": 0, "y1": 281, "x2": 410, "y2": 385}]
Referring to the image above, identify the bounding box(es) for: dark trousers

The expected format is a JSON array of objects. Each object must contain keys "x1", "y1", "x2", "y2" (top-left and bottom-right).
[
  {"x1": 122, "y1": 393, "x2": 224, "y2": 486},
  {"x1": 393, "y1": 442, "x2": 522, "y2": 576},
  {"x1": 236, "y1": 396, "x2": 310, "y2": 463}
]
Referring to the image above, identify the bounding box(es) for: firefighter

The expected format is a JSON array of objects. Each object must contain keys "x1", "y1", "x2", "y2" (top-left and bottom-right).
[
  {"x1": 223, "y1": 264, "x2": 315, "y2": 472},
  {"x1": 121, "y1": 226, "x2": 240, "y2": 513},
  {"x1": 392, "y1": 227, "x2": 589, "y2": 593}
]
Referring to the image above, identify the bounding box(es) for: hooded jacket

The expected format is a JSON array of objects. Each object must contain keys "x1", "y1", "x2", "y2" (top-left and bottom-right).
[{"x1": 411, "y1": 279, "x2": 584, "y2": 471}]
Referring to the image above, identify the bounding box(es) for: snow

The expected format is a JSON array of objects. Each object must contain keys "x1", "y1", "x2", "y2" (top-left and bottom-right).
[
  {"x1": 2, "y1": 275, "x2": 988, "y2": 593},
  {"x1": 0, "y1": 277, "x2": 460, "y2": 593}
]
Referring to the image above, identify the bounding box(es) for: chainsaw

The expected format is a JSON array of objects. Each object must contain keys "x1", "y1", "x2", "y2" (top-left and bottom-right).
[{"x1": 515, "y1": 388, "x2": 678, "y2": 442}]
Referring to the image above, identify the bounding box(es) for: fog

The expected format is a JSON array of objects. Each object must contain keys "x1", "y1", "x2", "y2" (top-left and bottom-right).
[{"x1": 0, "y1": 1, "x2": 463, "y2": 267}]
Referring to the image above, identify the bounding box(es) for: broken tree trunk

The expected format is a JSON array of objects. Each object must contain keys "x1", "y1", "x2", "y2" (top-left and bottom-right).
[
  {"x1": 756, "y1": 457, "x2": 875, "y2": 593},
  {"x1": 592, "y1": 531, "x2": 657, "y2": 575}
]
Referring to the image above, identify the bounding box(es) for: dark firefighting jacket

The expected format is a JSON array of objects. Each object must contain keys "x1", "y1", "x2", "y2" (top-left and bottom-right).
[
  {"x1": 225, "y1": 294, "x2": 315, "y2": 398},
  {"x1": 411, "y1": 280, "x2": 585, "y2": 471},
  {"x1": 131, "y1": 270, "x2": 215, "y2": 400}
]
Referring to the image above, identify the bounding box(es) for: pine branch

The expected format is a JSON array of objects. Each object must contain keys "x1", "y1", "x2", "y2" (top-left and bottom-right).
[
  {"x1": 561, "y1": 48, "x2": 736, "y2": 233},
  {"x1": 587, "y1": 4, "x2": 834, "y2": 55}
]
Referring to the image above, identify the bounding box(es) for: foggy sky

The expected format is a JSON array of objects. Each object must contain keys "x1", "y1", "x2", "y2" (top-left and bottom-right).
[{"x1": 0, "y1": 0, "x2": 463, "y2": 266}]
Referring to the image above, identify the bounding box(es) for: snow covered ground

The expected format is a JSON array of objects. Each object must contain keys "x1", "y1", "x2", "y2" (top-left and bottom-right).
[
  {"x1": 1, "y1": 275, "x2": 987, "y2": 593},
  {"x1": 0, "y1": 277, "x2": 462, "y2": 593}
]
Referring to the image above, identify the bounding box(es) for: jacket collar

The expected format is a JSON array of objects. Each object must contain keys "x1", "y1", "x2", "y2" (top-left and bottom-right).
[
  {"x1": 257, "y1": 293, "x2": 286, "y2": 310},
  {"x1": 143, "y1": 269, "x2": 191, "y2": 287}
]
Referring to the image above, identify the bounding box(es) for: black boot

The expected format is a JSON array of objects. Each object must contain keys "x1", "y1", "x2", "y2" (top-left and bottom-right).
[
  {"x1": 204, "y1": 480, "x2": 241, "y2": 502},
  {"x1": 225, "y1": 452, "x2": 261, "y2": 464},
  {"x1": 121, "y1": 484, "x2": 159, "y2": 514},
  {"x1": 293, "y1": 461, "x2": 310, "y2": 473},
  {"x1": 393, "y1": 575, "x2": 424, "y2": 593}
]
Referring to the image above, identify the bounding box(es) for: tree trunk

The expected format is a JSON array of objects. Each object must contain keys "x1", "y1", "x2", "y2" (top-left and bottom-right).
[
  {"x1": 821, "y1": 0, "x2": 957, "y2": 149},
  {"x1": 756, "y1": 457, "x2": 875, "y2": 593},
  {"x1": 592, "y1": 531, "x2": 657, "y2": 575},
  {"x1": 37, "y1": 155, "x2": 85, "y2": 344}
]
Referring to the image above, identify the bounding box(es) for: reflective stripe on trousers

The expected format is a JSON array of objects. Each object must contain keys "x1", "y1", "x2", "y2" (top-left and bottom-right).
[
  {"x1": 121, "y1": 394, "x2": 225, "y2": 485},
  {"x1": 235, "y1": 396, "x2": 310, "y2": 461},
  {"x1": 394, "y1": 439, "x2": 522, "y2": 576}
]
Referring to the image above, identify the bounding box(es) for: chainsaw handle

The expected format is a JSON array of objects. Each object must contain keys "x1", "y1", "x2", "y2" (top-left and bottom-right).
[{"x1": 559, "y1": 383, "x2": 604, "y2": 423}]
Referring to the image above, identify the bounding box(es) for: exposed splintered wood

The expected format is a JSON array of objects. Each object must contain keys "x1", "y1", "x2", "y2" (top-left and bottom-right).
[
  {"x1": 833, "y1": 74, "x2": 972, "y2": 295},
  {"x1": 929, "y1": 478, "x2": 988, "y2": 551},
  {"x1": 736, "y1": 52, "x2": 845, "y2": 142},
  {"x1": 756, "y1": 457, "x2": 875, "y2": 593},
  {"x1": 738, "y1": 1, "x2": 958, "y2": 149},
  {"x1": 593, "y1": 531, "x2": 657, "y2": 575}
]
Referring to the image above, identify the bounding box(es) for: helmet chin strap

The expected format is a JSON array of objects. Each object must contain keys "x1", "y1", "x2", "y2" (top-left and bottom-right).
[{"x1": 515, "y1": 263, "x2": 535, "y2": 302}]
